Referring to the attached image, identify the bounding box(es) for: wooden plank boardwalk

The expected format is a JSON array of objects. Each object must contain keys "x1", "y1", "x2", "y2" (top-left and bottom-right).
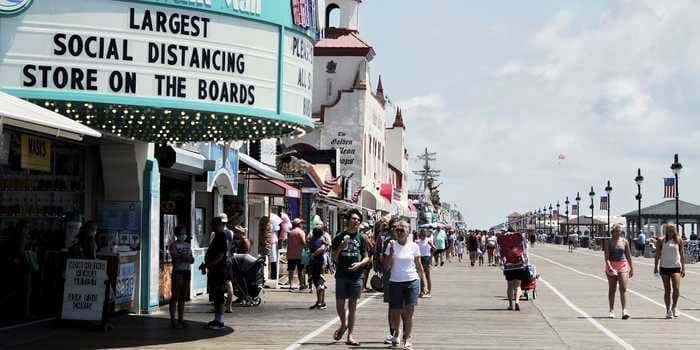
[{"x1": 3, "y1": 243, "x2": 700, "y2": 349}]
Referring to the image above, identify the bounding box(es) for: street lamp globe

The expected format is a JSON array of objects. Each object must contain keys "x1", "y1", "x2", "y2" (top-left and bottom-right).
[
  {"x1": 565, "y1": 197, "x2": 570, "y2": 206},
  {"x1": 635, "y1": 168, "x2": 644, "y2": 186},
  {"x1": 589, "y1": 187, "x2": 595, "y2": 200},
  {"x1": 605, "y1": 180, "x2": 612, "y2": 194},
  {"x1": 575, "y1": 192, "x2": 581, "y2": 203},
  {"x1": 671, "y1": 154, "x2": 683, "y2": 176}
]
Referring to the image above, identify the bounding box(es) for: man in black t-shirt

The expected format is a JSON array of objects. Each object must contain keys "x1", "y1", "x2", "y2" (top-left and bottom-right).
[
  {"x1": 203, "y1": 216, "x2": 230, "y2": 330},
  {"x1": 331, "y1": 209, "x2": 369, "y2": 346}
]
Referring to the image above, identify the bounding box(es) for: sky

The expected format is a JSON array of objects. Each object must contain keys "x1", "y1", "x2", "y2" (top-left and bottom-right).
[{"x1": 358, "y1": 0, "x2": 700, "y2": 228}]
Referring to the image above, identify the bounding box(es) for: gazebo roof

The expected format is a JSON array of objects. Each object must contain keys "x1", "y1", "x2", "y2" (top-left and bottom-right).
[
  {"x1": 568, "y1": 216, "x2": 607, "y2": 226},
  {"x1": 621, "y1": 200, "x2": 700, "y2": 218}
]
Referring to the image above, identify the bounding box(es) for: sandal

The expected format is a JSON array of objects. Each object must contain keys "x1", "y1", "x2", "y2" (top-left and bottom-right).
[
  {"x1": 346, "y1": 338, "x2": 361, "y2": 346},
  {"x1": 333, "y1": 326, "x2": 347, "y2": 341}
]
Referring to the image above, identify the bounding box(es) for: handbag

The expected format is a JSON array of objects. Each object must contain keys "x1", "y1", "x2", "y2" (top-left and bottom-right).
[{"x1": 370, "y1": 273, "x2": 383, "y2": 292}]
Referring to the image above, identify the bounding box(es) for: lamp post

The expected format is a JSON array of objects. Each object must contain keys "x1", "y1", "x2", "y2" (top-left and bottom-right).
[
  {"x1": 544, "y1": 206, "x2": 548, "y2": 235},
  {"x1": 549, "y1": 204, "x2": 553, "y2": 235},
  {"x1": 589, "y1": 186, "x2": 595, "y2": 239},
  {"x1": 576, "y1": 192, "x2": 581, "y2": 235},
  {"x1": 565, "y1": 196, "x2": 570, "y2": 235},
  {"x1": 671, "y1": 154, "x2": 683, "y2": 237},
  {"x1": 556, "y1": 201, "x2": 561, "y2": 235},
  {"x1": 635, "y1": 168, "x2": 644, "y2": 241},
  {"x1": 605, "y1": 180, "x2": 612, "y2": 236}
]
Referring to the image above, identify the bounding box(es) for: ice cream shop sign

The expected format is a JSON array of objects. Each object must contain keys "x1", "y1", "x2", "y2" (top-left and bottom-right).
[{"x1": 0, "y1": 0, "x2": 318, "y2": 142}]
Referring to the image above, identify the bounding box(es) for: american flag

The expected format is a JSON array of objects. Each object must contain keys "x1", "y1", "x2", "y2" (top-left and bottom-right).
[
  {"x1": 351, "y1": 186, "x2": 365, "y2": 203},
  {"x1": 572, "y1": 204, "x2": 578, "y2": 216},
  {"x1": 318, "y1": 177, "x2": 338, "y2": 198},
  {"x1": 664, "y1": 178, "x2": 676, "y2": 198},
  {"x1": 600, "y1": 196, "x2": 609, "y2": 210}
]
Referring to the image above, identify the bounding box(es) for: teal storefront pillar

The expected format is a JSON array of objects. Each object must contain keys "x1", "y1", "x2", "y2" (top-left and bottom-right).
[{"x1": 141, "y1": 160, "x2": 160, "y2": 313}]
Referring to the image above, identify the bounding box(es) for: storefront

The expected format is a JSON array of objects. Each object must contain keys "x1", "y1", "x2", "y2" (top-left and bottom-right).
[
  {"x1": 0, "y1": 91, "x2": 101, "y2": 324},
  {"x1": 0, "y1": 0, "x2": 319, "y2": 315}
]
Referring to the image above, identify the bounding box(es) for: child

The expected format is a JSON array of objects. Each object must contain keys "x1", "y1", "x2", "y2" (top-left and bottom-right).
[{"x1": 456, "y1": 236, "x2": 465, "y2": 263}]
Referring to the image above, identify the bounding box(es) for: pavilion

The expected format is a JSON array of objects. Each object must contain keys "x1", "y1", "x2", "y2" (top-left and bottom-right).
[{"x1": 621, "y1": 199, "x2": 700, "y2": 238}]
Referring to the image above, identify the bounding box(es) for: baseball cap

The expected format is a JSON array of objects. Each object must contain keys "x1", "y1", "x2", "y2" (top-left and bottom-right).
[
  {"x1": 217, "y1": 213, "x2": 228, "y2": 223},
  {"x1": 292, "y1": 218, "x2": 304, "y2": 225}
]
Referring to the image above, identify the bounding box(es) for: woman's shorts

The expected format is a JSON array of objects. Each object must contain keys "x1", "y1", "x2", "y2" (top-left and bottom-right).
[
  {"x1": 388, "y1": 279, "x2": 420, "y2": 309},
  {"x1": 434, "y1": 249, "x2": 445, "y2": 255},
  {"x1": 420, "y1": 256, "x2": 432, "y2": 269},
  {"x1": 504, "y1": 268, "x2": 527, "y2": 281},
  {"x1": 606, "y1": 260, "x2": 631, "y2": 276},
  {"x1": 660, "y1": 267, "x2": 682, "y2": 276}
]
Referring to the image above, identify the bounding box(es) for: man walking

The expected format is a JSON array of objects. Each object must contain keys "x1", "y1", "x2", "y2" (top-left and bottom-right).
[
  {"x1": 287, "y1": 218, "x2": 307, "y2": 290},
  {"x1": 202, "y1": 216, "x2": 231, "y2": 330},
  {"x1": 331, "y1": 209, "x2": 370, "y2": 346}
]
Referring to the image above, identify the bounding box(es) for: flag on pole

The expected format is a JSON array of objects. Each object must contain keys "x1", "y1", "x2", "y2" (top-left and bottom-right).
[
  {"x1": 318, "y1": 176, "x2": 338, "y2": 198},
  {"x1": 351, "y1": 186, "x2": 365, "y2": 203},
  {"x1": 600, "y1": 196, "x2": 609, "y2": 210},
  {"x1": 572, "y1": 204, "x2": 578, "y2": 215},
  {"x1": 664, "y1": 178, "x2": 676, "y2": 198}
]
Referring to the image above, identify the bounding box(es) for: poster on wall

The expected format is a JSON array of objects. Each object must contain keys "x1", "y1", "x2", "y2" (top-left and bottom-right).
[
  {"x1": 20, "y1": 134, "x2": 51, "y2": 172},
  {"x1": 99, "y1": 201, "x2": 142, "y2": 252},
  {"x1": 115, "y1": 261, "x2": 136, "y2": 306},
  {"x1": 62, "y1": 259, "x2": 108, "y2": 321}
]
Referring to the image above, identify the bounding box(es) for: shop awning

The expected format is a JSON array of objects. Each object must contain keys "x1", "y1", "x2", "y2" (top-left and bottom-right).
[
  {"x1": 239, "y1": 152, "x2": 285, "y2": 181},
  {"x1": 248, "y1": 178, "x2": 300, "y2": 198},
  {"x1": 0, "y1": 91, "x2": 101, "y2": 141}
]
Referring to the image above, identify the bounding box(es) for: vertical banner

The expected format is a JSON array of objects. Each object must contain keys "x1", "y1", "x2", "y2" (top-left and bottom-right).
[{"x1": 62, "y1": 259, "x2": 108, "y2": 321}]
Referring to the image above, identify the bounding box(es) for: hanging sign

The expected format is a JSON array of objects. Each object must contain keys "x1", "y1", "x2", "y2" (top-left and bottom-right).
[
  {"x1": 20, "y1": 134, "x2": 51, "y2": 172},
  {"x1": 62, "y1": 259, "x2": 108, "y2": 321}
]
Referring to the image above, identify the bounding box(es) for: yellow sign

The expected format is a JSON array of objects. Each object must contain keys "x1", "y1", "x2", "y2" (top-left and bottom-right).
[{"x1": 21, "y1": 134, "x2": 51, "y2": 172}]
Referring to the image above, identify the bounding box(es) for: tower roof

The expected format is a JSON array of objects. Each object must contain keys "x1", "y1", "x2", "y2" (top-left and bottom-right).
[
  {"x1": 314, "y1": 28, "x2": 375, "y2": 60},
  {"x1": 392, "y1": 107, "x2": 405, "y2": 129}
]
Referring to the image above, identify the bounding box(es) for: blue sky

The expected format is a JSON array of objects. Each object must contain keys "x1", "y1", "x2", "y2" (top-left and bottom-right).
[{"x1": 357, "y1": 0, "x2": 700, "y2": 228}]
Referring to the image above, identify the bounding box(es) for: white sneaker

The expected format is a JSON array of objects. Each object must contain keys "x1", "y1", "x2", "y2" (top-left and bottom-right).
[
  {"x1": 666, "y1": 310, "x2": 673, "y2": 319},
  {"x1": 608, "y1": 311, "x2": 615, "y2": 319},
  {"x1": 384, "y1": 335, "x2": 394, "y2": 345},
  {"x1": 673, "y1": 308, "x2": 680, "y2": 318},
  {"x1": 621, "y1": 310, "x2": 630, "y2": 320}
]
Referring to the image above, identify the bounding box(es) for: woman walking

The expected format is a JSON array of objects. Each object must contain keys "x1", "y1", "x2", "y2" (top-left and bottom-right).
[
  {"x1": 654, "y1": 225, "x2": 685, "y2": 319},
  {"x1": 604, "y1": 225, "x2": 634, "y2": 319},
  {"x1": 383, "y1": 220, "x2": 423, "y2": 349}
]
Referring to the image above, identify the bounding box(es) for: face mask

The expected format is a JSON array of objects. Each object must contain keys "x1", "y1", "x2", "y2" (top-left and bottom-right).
[{"x1": 178, "y1": 234, "x2": 187, "y2": 242}]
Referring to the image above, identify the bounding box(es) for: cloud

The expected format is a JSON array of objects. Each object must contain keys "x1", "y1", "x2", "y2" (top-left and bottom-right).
[
  {"x1": 367, "y1": 0, "x2": 700, "y2": 227},
  {"x1": 396, "y1": 94, "x2": 445, "y2": 111}
]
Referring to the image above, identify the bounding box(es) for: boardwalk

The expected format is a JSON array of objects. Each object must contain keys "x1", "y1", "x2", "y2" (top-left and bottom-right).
[{"x1": 3, "y1": 244, "x2": 700, "y2": 349}]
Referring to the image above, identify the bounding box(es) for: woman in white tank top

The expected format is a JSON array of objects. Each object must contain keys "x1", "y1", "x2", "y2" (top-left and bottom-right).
[{"x1": 654, "y1": 224, "x2": 686, "y2": 319}]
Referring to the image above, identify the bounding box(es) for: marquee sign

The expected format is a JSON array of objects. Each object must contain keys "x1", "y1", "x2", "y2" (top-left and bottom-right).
[
  {"x1": 0, "y1": 0, "x2": 32, "y2": 15},
  {"x1": 0, "y1": 0, "x2": 317, "y2": 142}
]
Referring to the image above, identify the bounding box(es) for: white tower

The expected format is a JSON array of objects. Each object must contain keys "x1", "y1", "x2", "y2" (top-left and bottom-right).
[{"x1": 325, "y1": 0, "x2": 361, "y2": 31}]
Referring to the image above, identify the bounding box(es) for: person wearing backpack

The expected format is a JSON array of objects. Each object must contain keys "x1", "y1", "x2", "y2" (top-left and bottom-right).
[{"x1": 202, "y1": 215, "x2": 231, "y2": 330}]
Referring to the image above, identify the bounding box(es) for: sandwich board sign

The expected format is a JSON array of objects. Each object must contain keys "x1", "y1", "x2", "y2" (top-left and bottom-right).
[{"x1": 62, "y1": 259, "x2": 108, "y2": 321}]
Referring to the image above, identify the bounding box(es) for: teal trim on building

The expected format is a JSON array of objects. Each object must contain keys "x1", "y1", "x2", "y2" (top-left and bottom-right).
[
  {"x1": 141, "y1": 159, "x2": 160, "y2": 312},
  {"x1": 0, "y1": 88, "x2": 315, "y2": 128},
  {"x1": 277, "y1": 26, "x2": 285, "y2": 115}
]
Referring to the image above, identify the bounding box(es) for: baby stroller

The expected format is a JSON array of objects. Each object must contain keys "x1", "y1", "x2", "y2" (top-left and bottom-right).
[
  {"x1": 229, "y1": 253, "x2": 265, "y2": 306},
  {"x1": 521, "y1": 264, "x2": 539, "y2": 300}
]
